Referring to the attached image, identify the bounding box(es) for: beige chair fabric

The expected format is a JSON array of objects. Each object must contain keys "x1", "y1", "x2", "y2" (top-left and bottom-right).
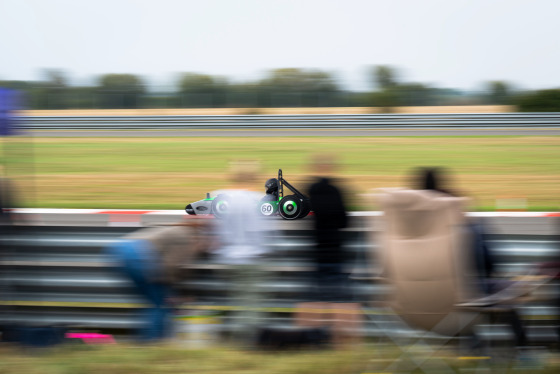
[{"x1": 376, "y1": 189, "x2": 479, "y2": 336}]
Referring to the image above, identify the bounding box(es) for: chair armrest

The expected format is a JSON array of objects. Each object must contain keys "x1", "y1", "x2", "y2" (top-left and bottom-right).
[{"x1": 456, "y1": 274, "x2": 554, "y2": 309}]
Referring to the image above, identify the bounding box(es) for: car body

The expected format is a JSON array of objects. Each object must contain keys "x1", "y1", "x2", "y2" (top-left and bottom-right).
[{"x1": 185, "y1": 169, "x2": 310, "y2": 220}]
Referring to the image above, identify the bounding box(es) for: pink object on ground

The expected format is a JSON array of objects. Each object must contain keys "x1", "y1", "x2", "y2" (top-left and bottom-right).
[{"x1": 66, "y1": 332, "x2": 116, "y2": 345}]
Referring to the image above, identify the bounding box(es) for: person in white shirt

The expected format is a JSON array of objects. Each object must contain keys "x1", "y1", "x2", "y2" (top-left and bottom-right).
[{"x1": 210, "y1": 160, "x2": 273, "y2": 345}]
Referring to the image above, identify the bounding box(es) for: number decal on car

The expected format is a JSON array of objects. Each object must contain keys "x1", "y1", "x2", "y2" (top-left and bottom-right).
[{"x1": 261, "y1": 203, "x2": 274, "y2": 215}]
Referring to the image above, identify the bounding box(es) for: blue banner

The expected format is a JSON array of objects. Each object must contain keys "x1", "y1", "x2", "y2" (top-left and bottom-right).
[{"x1": 0, "y1": 88, "x2": 21, "y2": 136}]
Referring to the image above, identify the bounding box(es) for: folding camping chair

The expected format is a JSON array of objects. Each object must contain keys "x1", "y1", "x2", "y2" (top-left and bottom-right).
[{"x1": 364, "y1": 189, "x2": 549, "y2": 372}]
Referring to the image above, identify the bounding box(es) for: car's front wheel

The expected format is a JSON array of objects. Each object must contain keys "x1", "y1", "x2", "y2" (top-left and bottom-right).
[{"x1": 211, "y1": 194, "x2": 230, "y2": 218}]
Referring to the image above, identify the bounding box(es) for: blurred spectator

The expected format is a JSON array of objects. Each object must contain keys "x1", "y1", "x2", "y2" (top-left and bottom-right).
[
  {"x1": 212, "y1": 160, "x2": 267, "y2": 264},
  {"x1": 414, "y1": 167, "x2": 496, "y2": 293},
  {"x1": 555, "y1": 217, "x2": 560, "y2": 347},
  {"x1": 537, "y1": 216, "x2": 560, "y2": 348},
  {"x1": 414, "y1": 166, "x2": 455, "y2": 195},
  {"x1": 412, "y1": 167, "x2": 527, "y2": 347},
  {"x1": 107, "y1": 220, "x2": 210, "y2": 341},
  {"x1": 307, "y1": 154, "x2": 349, "y2": 302},
  {"x1": 210, "y1": 160, "x2": 271, "y2": 345},
  {"x1": 295, "y1": 155, "x2": 362, "y2": 348}
]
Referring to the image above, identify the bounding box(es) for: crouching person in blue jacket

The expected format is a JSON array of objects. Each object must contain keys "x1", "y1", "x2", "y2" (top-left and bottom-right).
[{"x1": 106, "y1": 220, "x2": 210, "y2": 341}]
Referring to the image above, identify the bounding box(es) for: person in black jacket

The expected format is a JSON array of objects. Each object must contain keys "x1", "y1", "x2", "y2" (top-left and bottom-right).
[
  {"x1": 307, "y1": 155, "x2": 349, "y2": 302},
  {"x1": 294, "y1": 156, "x2": 362, "y2": 348}
]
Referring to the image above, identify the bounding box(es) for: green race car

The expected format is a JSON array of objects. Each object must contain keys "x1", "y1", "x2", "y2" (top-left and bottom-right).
[{"x1": 185, "y1": 169, "x2": 311, "y2": 220}]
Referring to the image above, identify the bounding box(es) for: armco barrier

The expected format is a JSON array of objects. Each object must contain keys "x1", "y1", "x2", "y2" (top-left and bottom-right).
[
  {"x1": 18, "y1": 113, "x2": 560, "y2": 130},
  {"x1": 11, "y1": 208, "x2": 560, "y2": 229},
  {"x1": 0, "y1": 210, "x2": 558, "y2": 342}
]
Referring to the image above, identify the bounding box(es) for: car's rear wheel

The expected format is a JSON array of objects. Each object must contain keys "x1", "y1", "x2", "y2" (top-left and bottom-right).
[{"x1": 278, "y1": 195, "x2": 303, "y2": 220}]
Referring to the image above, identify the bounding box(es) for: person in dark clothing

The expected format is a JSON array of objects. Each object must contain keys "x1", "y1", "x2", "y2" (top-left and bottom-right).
[
  {"x1": 309, "y1": 177, "x2": 347, "y2": 263},
  {"x1": 307, "y1": 156, "x2": 349, "y2": 302},
  {"x1": 294, "y1": 156, "x2": 361, "y2": 349},
  {"x1": 415, "y1": 167, "x2": 496, "y2": 292},
  {"x1": 536, "y1": 217, "x2": 560, "y2": 348},
  {"x1": 414, "y1": 166, "x2": 528, "y2": 348}
]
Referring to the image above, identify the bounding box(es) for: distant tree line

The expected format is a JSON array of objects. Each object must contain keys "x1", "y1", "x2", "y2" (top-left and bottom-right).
[{"x1": 1, "y1": 66, "x2": 558, "y2": 111}]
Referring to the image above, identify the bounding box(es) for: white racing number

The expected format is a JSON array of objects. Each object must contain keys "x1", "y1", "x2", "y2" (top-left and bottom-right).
[{"x1": 260, "y1": 203, "x2": 274, "y2": 216}]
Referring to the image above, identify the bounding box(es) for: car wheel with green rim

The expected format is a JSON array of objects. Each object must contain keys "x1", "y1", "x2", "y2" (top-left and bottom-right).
[
  {"x1": 211, "y1": 194, "x2": 230, "y2": 218},
  {"x1": 278, "y1": 195, "x2": 302, "y2": 220}
]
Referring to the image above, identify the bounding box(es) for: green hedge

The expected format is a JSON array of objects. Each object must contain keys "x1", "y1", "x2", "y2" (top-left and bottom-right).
[{"x1": 516, "y1": 89, "x2": 560, "y2": 112}]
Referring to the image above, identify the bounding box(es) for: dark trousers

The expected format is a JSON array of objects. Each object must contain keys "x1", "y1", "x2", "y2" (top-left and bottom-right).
[
  {"x1": 470, "y1": 221, "x2": 528, "y2": 347},
  {"x1": 108, "y1": 240, "x2": 170, "y2": 341},
  {"x1": 312, "y1": 263, "x2": 350, "y2": 302}
]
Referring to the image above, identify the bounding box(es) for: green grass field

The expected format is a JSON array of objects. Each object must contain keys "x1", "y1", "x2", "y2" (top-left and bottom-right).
[
  {"x1": 3, "y1": 136, "x2": 559, "y2": 210},
  {"x1": 1, "y1": 344, "x2": 368, "y2": 374},
  {"x1": 1, "y1": 343, "x2": 557, "y2": 374}
]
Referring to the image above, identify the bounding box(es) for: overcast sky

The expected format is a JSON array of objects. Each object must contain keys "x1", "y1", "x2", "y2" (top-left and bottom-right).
[{"x1": 1, "y1": 0, "x2": 559, "y2": 91}]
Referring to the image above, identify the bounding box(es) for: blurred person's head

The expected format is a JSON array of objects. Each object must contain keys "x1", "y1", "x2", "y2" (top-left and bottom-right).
[
  {"x1": 310, "y1": 153, "x2": 339, "y2": 177},
  {"x1": 228, "y1": 159, "x2": 261, "y2": 188},
  {"x1": 414, "y1": 167, "x2": 453, "y2": 195}
]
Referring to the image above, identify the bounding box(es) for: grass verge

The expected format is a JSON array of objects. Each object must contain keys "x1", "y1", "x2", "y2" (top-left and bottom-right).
[
  {"x1": 2, "y1": 136, "x2": 558, "y2": 210},
  {"x1": 0, "y1": 343, "x2": 558, "y2": 374}
]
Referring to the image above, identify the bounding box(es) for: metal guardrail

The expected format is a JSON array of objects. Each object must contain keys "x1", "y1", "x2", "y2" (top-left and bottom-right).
[
  {"x1": 0, "y1": 216, "x2": 558, "y2": 342},
  {"x1": 18, "y1": 113, "x2": 560, "y2": 130}
]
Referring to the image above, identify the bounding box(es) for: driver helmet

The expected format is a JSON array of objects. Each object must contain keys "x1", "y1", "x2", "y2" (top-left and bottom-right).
[{"x1": 264, "y1": 178, "x2": 279, "y2": 194}]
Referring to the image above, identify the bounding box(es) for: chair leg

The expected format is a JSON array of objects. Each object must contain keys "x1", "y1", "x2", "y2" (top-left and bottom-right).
[{"x1": 373, "y1": 311, "x2": 484, "y2": 373}]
